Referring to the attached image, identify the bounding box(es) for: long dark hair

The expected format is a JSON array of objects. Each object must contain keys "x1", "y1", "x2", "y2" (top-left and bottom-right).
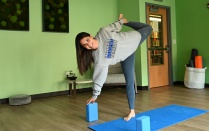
[{"x1": 75, "y1": 32, "x2": 93, "y2": 75}]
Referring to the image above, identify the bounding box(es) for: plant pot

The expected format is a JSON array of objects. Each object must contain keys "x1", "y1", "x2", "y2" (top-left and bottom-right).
[{"x1": 67, "y1": 76, "x2": 77, "y2": 80}]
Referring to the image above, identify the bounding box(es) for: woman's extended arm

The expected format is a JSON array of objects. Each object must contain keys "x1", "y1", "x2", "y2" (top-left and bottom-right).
[
  {"x1": 101, "y1": 14, "x2": 128, "y2": 33},
  {"x1": 87, "y1": 65, "x2": 109, "y2": 104}
]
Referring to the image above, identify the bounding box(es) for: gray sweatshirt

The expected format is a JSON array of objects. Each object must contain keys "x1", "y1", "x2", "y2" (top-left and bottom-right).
[{"x1": 92, "y1": 19, "x2": 141, "y2": 99}]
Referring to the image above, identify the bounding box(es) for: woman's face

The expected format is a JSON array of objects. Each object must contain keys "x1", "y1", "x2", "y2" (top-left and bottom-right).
[{"x1": 80, "y1": 36, "x2": 98, "y2": 50}]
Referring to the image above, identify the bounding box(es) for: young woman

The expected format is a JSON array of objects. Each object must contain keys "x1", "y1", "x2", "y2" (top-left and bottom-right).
[{"x1": 75, "y1": 14, "x2": 152, "y2": 121}]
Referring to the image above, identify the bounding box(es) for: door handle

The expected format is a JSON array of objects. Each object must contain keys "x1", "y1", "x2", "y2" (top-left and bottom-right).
[{"x1": 165, "y1": 45, "x2": 169, "y2": 53}]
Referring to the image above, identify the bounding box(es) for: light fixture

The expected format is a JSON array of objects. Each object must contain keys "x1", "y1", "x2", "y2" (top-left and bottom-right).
[{"x1": 149, "y1": 17, "x2": 161, "y2": 22}]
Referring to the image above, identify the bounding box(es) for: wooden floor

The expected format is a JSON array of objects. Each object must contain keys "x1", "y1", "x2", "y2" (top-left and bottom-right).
[{"x1": 0, "y1": 86, "x2": 209, "y2": 131}]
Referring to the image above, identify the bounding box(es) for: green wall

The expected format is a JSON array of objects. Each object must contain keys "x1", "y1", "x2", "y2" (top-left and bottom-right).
[
  {"x1": 175, "y1": 0, "x2": 209, "y2": 82},
  {"x1": 0, "y1": 0, "x2": 118, "y2": 99},
  {"x1": 118, "y1": 0, "x2": 176, "y2": 86},
  {"x1": 1, "y1": 0, "x2": 208, "y2": 99}
]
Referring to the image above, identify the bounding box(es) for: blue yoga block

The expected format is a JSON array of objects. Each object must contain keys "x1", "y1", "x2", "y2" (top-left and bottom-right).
[
  {"x1": 136, "y1": 116, "x2": 150, "y2": 131},
  {"x1": 86, "y1": 103, "x2": 98, "y2": 122}
]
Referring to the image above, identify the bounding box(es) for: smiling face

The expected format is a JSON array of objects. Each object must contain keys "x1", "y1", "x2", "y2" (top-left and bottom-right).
[{"x1": 80, "y1": 35, "x2": 98, "y2": 50}]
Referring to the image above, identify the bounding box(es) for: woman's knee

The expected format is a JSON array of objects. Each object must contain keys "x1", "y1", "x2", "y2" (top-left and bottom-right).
[
  {"x1": 142, "y1": 26, "x2": 152, "y2": 35},
  {"x1": 147, "y1": 25, "x2": 153, "y2": 34},
  {"x1": 138, "y1": 26, "x2": 153, "y2": 44}
]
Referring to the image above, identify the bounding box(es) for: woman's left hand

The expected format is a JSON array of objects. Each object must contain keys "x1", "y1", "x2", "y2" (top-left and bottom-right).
[{"x1": 87, "y1": 97, "x2": 96, "y2": 105}]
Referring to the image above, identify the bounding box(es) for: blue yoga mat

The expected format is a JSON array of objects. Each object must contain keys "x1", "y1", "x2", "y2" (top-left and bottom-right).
[{"x1": 89, "y1": 104, "x2": 208, "y2": 131}]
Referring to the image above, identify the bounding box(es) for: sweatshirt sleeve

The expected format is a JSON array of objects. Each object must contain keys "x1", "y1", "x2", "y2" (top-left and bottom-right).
[
  {"x1": 92, "y1": 65, "x2": 109, "y2": 99},
  {"x1": 102, "y1": 19, "x2": 124, "y2": 33}
]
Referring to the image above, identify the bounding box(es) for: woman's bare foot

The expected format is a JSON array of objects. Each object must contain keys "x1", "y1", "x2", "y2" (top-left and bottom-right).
[
  {"x1": 118, "y1": 13, "x2": 128, "y2": 24},
  {"x1": 118, "y1": 14, "x2": 123, "y2": 20},
  {"x1": 124, "y1": 109, "x2": 135, "y2": 121}
]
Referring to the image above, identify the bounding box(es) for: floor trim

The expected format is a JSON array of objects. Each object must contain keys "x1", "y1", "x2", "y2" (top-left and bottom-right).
[
  {"x1": 1, "y1": 83, "x2": 207, "y2": 104},
  {"x1": 0, "y1": 90, "x2": 69, "y2": 104},
  {"x1": 174, "y1": 81, "x2": 209, "y2": 87},
  {"x1": 138, "y1": 86, "x2": 149, "y2": 90}
]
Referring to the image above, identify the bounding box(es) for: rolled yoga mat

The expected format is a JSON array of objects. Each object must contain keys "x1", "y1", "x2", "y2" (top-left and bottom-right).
[
  {"x1": 191, "y1": 48, "x2": 198, "y2": 60},
  {"x1": 195, "y1": 55, "x2": 203, "y2": 68},
  {"x1": 191, "y1": 49, "x2": 198, "y2": 66},
  {"x1": 187, "y1": 59, "x2": 194, "y2": 67}
]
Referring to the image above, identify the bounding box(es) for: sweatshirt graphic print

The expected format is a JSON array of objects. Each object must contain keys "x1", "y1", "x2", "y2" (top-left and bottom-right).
[{"x1": 105, "y1": 39, "x2": 117, "y2": 59}]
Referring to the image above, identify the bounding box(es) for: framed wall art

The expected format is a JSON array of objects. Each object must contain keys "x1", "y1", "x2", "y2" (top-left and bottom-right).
[
  {"x1": 0, "y1": 0, "x2": 29, "y2": 31},
  {"x1": 42, "y1": 0, "x2": 69, "y2": 33}
]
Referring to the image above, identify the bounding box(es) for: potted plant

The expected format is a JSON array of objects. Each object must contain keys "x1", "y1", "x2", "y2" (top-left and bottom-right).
[{"x1": 66, "y1": 70, "x2": 77, "y2": 80}]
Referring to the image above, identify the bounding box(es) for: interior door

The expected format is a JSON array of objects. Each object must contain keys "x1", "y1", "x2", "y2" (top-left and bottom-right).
[{"x1": 146, "y1": 5, "x2": 170, "y2": 88}]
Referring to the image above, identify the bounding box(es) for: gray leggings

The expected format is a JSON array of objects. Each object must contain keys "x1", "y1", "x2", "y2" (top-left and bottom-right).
[{"x1": 121, "y1": 22, "x2": 152, "y2": 109}]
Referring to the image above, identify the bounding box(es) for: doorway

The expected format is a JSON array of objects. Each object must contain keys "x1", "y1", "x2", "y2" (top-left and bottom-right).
[{"x1": 146, "y1": 3, "x2": 173, "y2": 88}]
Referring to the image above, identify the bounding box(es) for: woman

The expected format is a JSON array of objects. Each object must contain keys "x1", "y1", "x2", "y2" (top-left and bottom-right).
[{"x1": 75, "y1": 14, "x2": 152, "y2": 121}]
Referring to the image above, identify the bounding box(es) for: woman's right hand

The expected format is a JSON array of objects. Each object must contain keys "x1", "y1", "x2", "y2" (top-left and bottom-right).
[{"x1": 87, "y1": 97, "x2": 96, "y2": 105}]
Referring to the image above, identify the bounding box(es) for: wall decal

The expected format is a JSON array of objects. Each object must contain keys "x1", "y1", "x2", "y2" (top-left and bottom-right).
[
  {"x1": 42, "y1": 0, "x2": 69, "y2": 33},
  {"x1": 0, "y1": 0, "x2": 29, "y2": 31}
]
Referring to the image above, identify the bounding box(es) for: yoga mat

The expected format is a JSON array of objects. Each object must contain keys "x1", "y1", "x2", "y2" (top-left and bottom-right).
[
  {"x1": 191, "y1": 48, "x2": 198, "y2": 60},
  {"x1": 187, "y1": 59, "x2": 194, "y2": 67},
  {"x1": 89, "y1": 104, "x2": 208, "y2": 131},
  {"x1": 195, "y1": 56, "x2": 203, "y2": 68},
  {"x1": 191, "y1": 48, "x2": 198, "y2": 66}
]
